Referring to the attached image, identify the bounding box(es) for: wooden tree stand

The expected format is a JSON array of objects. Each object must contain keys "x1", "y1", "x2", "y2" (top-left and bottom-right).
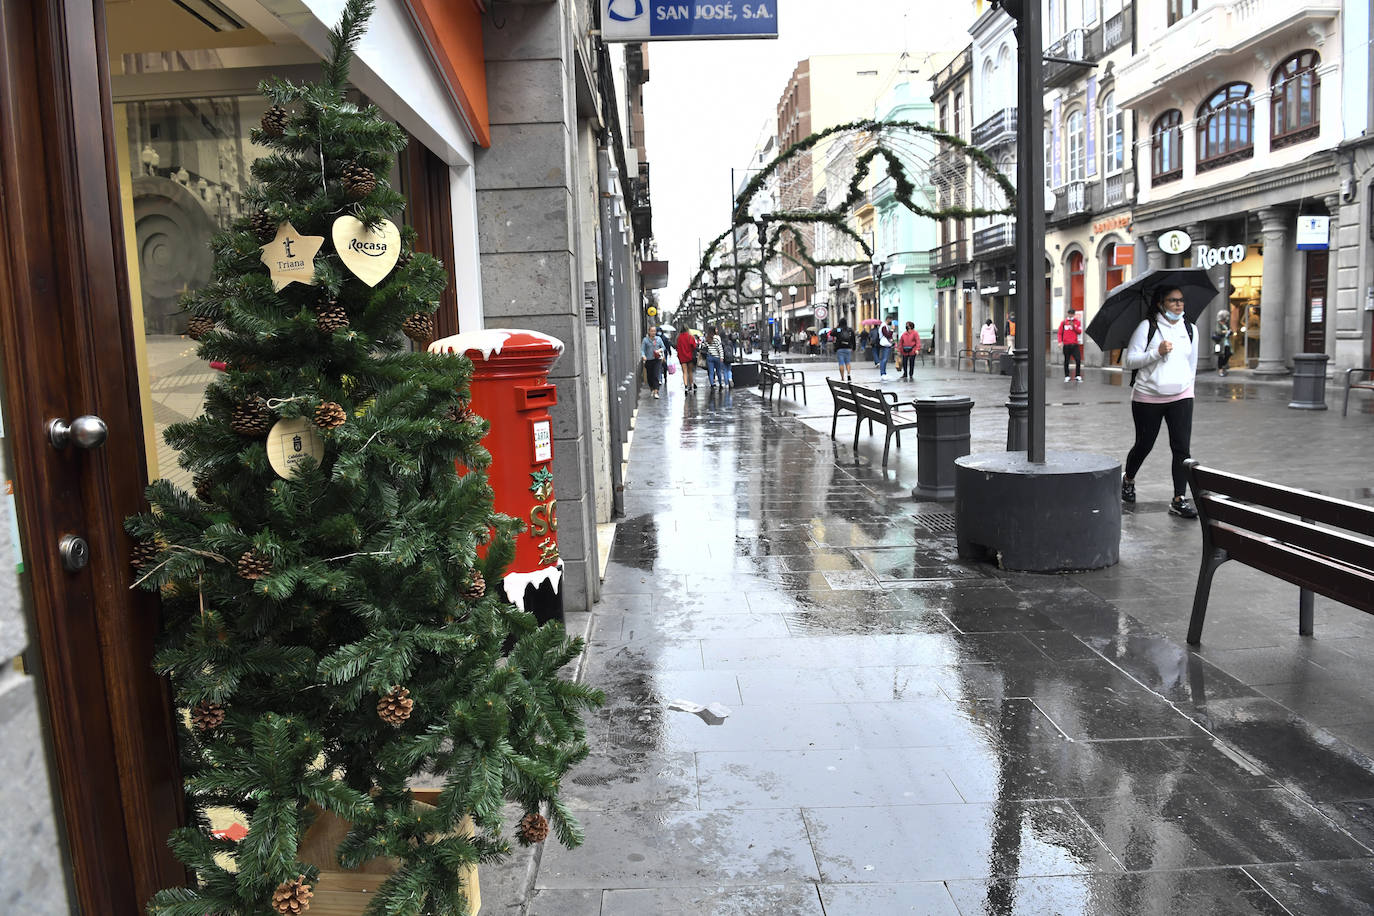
[{"x1": 297, "y1": 789, "x2": 481, "y2": 915}]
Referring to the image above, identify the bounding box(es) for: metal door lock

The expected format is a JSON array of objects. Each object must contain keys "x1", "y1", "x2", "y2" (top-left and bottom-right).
[
  {"x1": 48, "y1": 415, "x2": 108, "y2": 450},
  {"x1": 58, "y1": 535, "x2": 89, "y2": 572}
]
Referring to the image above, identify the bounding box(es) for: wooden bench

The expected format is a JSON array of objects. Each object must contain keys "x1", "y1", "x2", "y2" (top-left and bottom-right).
[
  {"x1": 760, "y1": 362, "x2": 807, "y2": 404},
  {"x1": 957, "y1": 347, "x2": 997, "y2": 373},
  {"x1": 849, "y1": 383, "x2": 918, "y2": 465},
  {"x1": 1184, "y1": 459, "x2": 1374, "y2": 645},
  {"x1": 1343, "y1": 367, "x2": 1374, "y2": 416}
]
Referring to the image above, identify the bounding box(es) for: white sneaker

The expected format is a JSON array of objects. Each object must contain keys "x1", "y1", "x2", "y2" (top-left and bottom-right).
[
  {"x1": 1075, "y1": 375, "x2": 1083, "y2": 381},
  {"x1": 1065, "y1": 376, "x2": 1071, "y2": 382},
  {"x1": 653, "y1": 391, "x2": 660, "y2": 399}
]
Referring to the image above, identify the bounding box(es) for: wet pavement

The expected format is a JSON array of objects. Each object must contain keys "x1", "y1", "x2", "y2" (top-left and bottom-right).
[{"x1": 509, "y1": 358, "x2": 1374, "y2": 915}]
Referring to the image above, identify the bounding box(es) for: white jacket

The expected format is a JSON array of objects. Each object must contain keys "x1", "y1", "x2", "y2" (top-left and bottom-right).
[{"x1": 1122, "y1": 316, "x2": 1197, "y2": 397}]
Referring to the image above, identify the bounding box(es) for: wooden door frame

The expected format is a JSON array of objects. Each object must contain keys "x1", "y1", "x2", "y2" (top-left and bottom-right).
[
  {"x1": 0, "y1": 0, "x2": 184, "y2": 911},
  {"x1": 1302, "y1": 250, "x2": 1328, "y2": 355}
]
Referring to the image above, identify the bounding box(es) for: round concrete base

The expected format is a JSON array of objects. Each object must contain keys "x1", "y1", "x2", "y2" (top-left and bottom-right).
[{"x1": 955, "y1": 450, "x2": 1122, "y2": 572}]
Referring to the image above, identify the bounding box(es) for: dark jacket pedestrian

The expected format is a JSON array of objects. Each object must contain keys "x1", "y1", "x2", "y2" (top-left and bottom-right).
[{"x1": 641, "y1": 326, "x2": 665, "y2": 399}]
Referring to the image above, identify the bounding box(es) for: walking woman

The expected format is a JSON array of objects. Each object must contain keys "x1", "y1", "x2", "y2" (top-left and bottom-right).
[
  {"x1": 704, "y1": 327, "x2": 727, "y2": 389},
  {"x1": 677, "y1": 324, "x2": 699, "y2": 391},
  {"x1": 899, "y1": 321, "x2": 922, "y2": 381},
  {"x1": 833, "y1": 320, "x2": 856, "y2": 381},
  {"x1": 1120, "y1": 287, "x2": 1199, "y2": 518},
  {"x1": 641, "y1": 324, "x2": 665, "y2": 399}
]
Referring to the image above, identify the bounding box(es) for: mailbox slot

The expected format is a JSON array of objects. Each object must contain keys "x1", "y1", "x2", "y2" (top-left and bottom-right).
[{"x1": 515, "y1": 384, "x2": 557, "y2": 411}]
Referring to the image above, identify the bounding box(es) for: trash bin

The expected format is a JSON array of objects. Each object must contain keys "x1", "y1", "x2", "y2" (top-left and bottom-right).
[
  {"x1": 912, "y1": 395, "x2": 973, "y2": 500},
  {"x1": 729, "y1": 360, "x2": 761, "y2": 388},
  {"x1": 1288, "y1": 353, "x2": 1330, "y2": 410},
  {"x1": 998, "y1": 353, "x2": 1013, "y2": 376},
  {"x1": 430, "y1": 329, "x2": 565, "y2": 623}
]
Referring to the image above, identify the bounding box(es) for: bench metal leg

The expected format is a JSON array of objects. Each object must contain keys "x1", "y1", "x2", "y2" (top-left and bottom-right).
[
  {"x1": 1299, "y1": 587, "x2": 1314, "y2": 636},
  {"x1": 1186, "y1": 546, "x2": 1228, "y2": 645},
  {"x1": 894, "y1": 429, "x2": 901, "y2": 450},
  {"x1": 883, "y1": 429, "x2": 894, "y2": 465},
  {"x1": 1344, "y1": 385, "x2": 1351, "y2": 417},
  {"x1": 853, "y1": 418, "x2": 862, "y2": 454},
  {"x1": 831, "y1": 410, "x2": 839, "y2": 440}
]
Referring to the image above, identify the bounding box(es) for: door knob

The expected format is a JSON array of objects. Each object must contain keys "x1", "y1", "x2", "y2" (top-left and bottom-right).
[{"x1": 48, "y1": 415, "x2": 108, "y2": 450}]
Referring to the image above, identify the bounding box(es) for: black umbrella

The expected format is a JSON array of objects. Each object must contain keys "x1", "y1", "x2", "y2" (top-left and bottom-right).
[{"x1": 1085, "y1": 267, "x2": 1219, "y2": 352}]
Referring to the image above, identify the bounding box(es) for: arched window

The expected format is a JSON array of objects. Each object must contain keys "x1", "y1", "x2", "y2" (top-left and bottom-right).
[
  {"x1": 1101, "y1": 91, "x2": 1124, "y2": 175},
  {"x1": 1197, "y1": 83, "x2": 1254, "y2": 171},
  {"x1": 1151, "y1": 110, "x2": 1182, "y2": 185},
  {"x1": 1271, "y1": 51, "x2": 1320, "y2": 148},
  {"x1": 1067, "y1": 251, "x2": 1085, "y2": 316},
  {"x1": 1067, "y1": 110, "x2": 1085, "y2": 182},
  {"x1": 954, "y1": 91, "x2": 964, "y2": 138},
  {"x1": 997, "y1": 46, "x2": 1013, "y2": 110},
  {"x1": 981, "y1": 60, "x2": 996, "y2": 114}
]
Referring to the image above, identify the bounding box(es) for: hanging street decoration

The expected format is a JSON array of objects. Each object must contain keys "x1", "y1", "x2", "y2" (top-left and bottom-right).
[
  {"x1": 332, "y1": 215, "x2": 401, "y2": 286},
  {"x1": 258, "y1": 221, "x2": 324, "y2": 291}
]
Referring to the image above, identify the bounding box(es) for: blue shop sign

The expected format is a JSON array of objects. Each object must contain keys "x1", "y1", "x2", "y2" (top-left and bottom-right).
[{"x1": 603, "y1": 0, "x2": 779, "y2": 41}]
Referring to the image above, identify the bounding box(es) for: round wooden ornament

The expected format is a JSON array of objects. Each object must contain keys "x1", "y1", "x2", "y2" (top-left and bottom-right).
[{"x1": 265, "y1": 417, "x2": 325, "y2": 479}]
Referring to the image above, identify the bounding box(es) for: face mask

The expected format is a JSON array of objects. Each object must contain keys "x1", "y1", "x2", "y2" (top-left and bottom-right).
[{"x1": 1162, "y1": 311, "x2": 1183, "y2": 322}]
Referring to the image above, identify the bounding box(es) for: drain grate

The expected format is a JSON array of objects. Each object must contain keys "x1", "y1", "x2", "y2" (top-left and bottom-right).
[{"x1": 912, "y1": 512, "x2": 957, "y2": 534}]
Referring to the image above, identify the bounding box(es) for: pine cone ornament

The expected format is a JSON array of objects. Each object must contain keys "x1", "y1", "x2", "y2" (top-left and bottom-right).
[
  {"x1": 461, "y1": 571, "x2": 486, "y2": 601},
  {"x1": 401, "y1": 312, "x2": 434, "y2": 345},
  {"x1": 260, "y1": 104, "x2": 289, "y2": 139},
  {"x1": 186, "y1": 315, "x2": 216, "y2": 341},
  {"x1": 518, "y1": 811, "x2": 550, "y2": 845},
  {"x1": 444, "y1": 402, "x2": 475, "y2": 424},
  {"x1": 230, "y1": 399, "x2": 272, "y2": 437},
  {"x1": 250, "y1": 210, "x2": 278, "y2": 243},
  {"x1": 191, "y1": 700, "x2": 225, "y2": 733},
  {"x1": 193, "y1": 474, "x2": 214, "y2": 503},
  {"x1": 341, "y1": 161, "x2": 377, "y2": 200},
  {"x1": 314, "y1": 401, "x2": 346, "y2": 430},
  {"x1": 317, "y1": 304, "x2": 349, "y2": 334},
  {"x1": 397, "y1": 249, "x2": 414, "y2": 269},
  {"x1": 271, "y1": 875, "x2": 314, "y2": 915},
  {"x1": 377, "y1": 686, "x2": 414, "y2": 726},
  {"x1": 237, "y1": 548, "x2": 273, "y2": 581},
  {"x1": 129, "y1": 537, "x2": 163, "y2": 571}
]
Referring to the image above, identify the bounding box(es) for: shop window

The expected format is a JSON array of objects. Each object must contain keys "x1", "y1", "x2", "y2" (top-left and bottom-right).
[
  {"x1": 1151, "y1": 109, "x2": 1182, "y2": 186},
  {"x1": 1067, "y1": 110, "x2": 1085, "y2": 183},
  {"x1": 1101, "y1": 91, "x2": 1124, "y2": 175},
  {"x1": 1067, "y1": 251, "x2": 1085, "y2": 315},
  {"x1": 1196, "y1": 83, "x2": 1254, "y2": 172},
  {"x1": 1168, "y1": 0, "x2": 1198, "y2": 26},
  {"x1": 1271, "y1": 51, "x2": 1320, "y2": 149}
]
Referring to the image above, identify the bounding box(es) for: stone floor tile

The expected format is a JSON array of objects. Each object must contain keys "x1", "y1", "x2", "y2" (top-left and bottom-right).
[
  {"x1": 735, "y1": 666, "x2": 948, "y2": 705},
  {"x1": 525, "y1": 888, "x2": 603, "y2": 916},
  {"x1": 1243, "y1": 859, "x2": 1374, "y2": 913},
  {"x1": 943, "y1": 869, "x2": 1289, "y2": 915},
  {"x1": 695, "y1": 746, "x2": 964, "y2": 809},
  {"x1": 817, "y1": 881, "x2": 961, "y2": 915},
  {"x1": 599, "y1": 884, "x2": 824, "y2": 914}
]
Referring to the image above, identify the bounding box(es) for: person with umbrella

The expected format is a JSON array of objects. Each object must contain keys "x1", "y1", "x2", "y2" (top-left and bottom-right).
[{"x1": 1119, "y1": 286, "x2": 1200, "y2": 519}]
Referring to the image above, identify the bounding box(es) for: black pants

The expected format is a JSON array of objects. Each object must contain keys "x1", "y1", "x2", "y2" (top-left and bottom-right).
[
  {"x1": 644, "y1": 358, "x2": 662, "y2": 391},
  {"x1": 1063, "y1": 344, "x2": 1082, "y2": 377},
  {"x1": 900, "y1": 352, "x2": 917, "y2": 379},
  {"x1": 1124, "y1": 398, "x2": 1193, "y2": 497}
]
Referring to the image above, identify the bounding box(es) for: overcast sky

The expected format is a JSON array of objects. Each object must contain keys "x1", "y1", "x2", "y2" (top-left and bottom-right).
[{"x1": 640, "y1": 0, "x2": 978, "y2": 321}]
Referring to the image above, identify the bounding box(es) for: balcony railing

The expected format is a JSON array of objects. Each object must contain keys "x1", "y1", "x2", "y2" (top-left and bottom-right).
[
  {"x1": 1104, "y1": 173, "x2": 1126, "y2": 207},
  {"x1": 1066, "y1": 181, "x2": 1089, "y2": 215},
  {"x1": 1102, "y1": 9, "x2": 1130, "y2": 52},
  {"x1": 1045, "y1": 28, "x2": 1102, "y2": 88},
  {"x1": 973, "y1": 222, "x2": 1015, "y2": 258},
  {"x1": 1048, "y1": 181, "x2": 1096, "y2": 224},
  {"x1": 932, "y1": 46, "x2": 973, "y2": 97},
  {"x1": 873, "y1": 176, "x2": 896, "y2": 201},
  {"x1": 971, "y1": 107, "x2": 1017, "y2": 148},
  {"x1": 851, "y1": 263, "x2": 872, "y2": 282},
  {"x1": 935, "y1": 238, "x2": 970, "y2": 269}
]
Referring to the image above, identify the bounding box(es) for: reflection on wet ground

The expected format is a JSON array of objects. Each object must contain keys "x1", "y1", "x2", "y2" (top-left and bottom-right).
[{"x1": 530, "y1": 365, "x2": 1374, "y2": 915}]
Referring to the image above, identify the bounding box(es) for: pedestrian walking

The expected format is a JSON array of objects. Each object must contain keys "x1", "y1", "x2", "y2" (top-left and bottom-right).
[
  {"x1": 876, "y1": 318, "x2": 896, "y2": 378},
  {"x1": 1005, "y1": 314, "x2": 1017, "y2": 350},
  {"x1": 1058, "y1": 311, "x2": 1084, "y2": 381},
  {"x1": 979, "y1": 319, "x2": 998, "y2": 347},
  {"x1": 676, "y1": 324, "x2": 699, "y2": 391},
  {"x1": 899, "y1": 322, "x2": 922, "y2": 381},
  {"x1": 641, "y1": 325, "x2": 665, "y2": 399},
  {"x1": 833, "y1": 319, "x2": 856, "y2": 381},
  {"x1": 704, "y1": 327, "x2": 727, "y2": 389},
  {"x1": 1212, "y1": 312, "x2": 1232, "y2": 376},
  {"x1": 1120, "y1": 287, "x2": 1199, "y2": 519},
  {"x1": 722, "y1": 332, "x2": 737, "y2": 388}
]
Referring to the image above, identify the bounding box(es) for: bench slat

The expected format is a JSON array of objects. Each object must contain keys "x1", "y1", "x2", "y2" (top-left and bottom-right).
[
  {"x1": 1192, "y1": 466, "x2": 1374, "y2": 535},
  {"x1": 1211, "y1": 523, "x2": 1374, "y2": 613},
  {"x1": 1202, "y1": 496, "x2": 1374, "y2": 570}
]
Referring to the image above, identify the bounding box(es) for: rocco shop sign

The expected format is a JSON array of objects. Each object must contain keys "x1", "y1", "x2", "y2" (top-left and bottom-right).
[
  {"x1": 1195, "y1": 244, "x2": 1246, "y2": 269},
  {"x1": 603, "y1": 0, "x2": 779, "y2": 41}
]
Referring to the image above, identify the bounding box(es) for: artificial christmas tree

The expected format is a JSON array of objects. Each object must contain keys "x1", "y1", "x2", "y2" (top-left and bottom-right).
[{"x1": 126, "y1": 3, "x2": 601, "y2": 913}]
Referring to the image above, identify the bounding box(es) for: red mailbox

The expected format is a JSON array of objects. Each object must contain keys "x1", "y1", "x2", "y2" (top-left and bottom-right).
[{"x1": 430, "y1": 329, "x2": 564, "y2": 623}]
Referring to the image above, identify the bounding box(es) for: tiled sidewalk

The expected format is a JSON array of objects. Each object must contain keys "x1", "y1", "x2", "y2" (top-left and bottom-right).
[{"x1": 514, "y1": 366, "x2": 1374, "y2": 915}]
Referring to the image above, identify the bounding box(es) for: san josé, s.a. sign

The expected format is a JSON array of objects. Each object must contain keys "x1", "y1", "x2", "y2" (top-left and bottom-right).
[{"x1": 603, "y1": 0, "x2": 779, "y2": 41}]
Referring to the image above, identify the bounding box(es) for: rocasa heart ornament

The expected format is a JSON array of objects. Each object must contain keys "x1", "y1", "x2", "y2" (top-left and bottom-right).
[{"x1": 332, "y1": 215, "x2": 400, "y2": 287}]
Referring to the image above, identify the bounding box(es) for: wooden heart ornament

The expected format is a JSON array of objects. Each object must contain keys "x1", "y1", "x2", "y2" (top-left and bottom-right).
[{"x1": 332, "y1": 215, "x2": 401, "y2": 287}]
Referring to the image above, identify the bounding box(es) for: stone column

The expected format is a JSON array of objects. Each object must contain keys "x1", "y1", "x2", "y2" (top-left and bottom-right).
[
  {"x1": 479, "y1": 2, "x2": 599, "y2": 610},
  {"x1": 1323, "y1": 191, "x2": 1350, "y2": 365},
  {"x1": 1188, "y1": 222, "x2": 1229, "y2": 329},
  {"x1": 1139, "y1": 232, "x2": 1166, "y2": 271},
  {"x1": 1254, "y1": 207, "x2": 1293, "y2": 376}
]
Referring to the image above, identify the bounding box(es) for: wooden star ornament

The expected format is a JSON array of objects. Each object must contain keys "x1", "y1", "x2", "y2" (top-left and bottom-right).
[{"x1": 259, "y1": 221, "x2": 325, "y2": 291}]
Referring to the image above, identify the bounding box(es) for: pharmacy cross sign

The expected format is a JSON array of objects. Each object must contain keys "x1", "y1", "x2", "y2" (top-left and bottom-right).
[{"x1": 602, "y1": 0, "x2": 779, "y2": 41}]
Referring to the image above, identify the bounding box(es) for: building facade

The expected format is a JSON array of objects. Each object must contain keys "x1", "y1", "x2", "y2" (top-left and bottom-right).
[{"x1": 931, "y1": 46, "x2": 976, "y2": 357}]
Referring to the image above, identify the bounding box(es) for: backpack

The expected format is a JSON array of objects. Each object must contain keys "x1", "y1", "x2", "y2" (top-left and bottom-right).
[
  {"x1": 1129, "y1": 319, "x2": 1194, "y2": 387},
  {"x1": 835, "y1": 327, "x2": 855, "y2": 349},
  {"x1": 880, "y1": 324, "x2": 895, "y2": 345}
]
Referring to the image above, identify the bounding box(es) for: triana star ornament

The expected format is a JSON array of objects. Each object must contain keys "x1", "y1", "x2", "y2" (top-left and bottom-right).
[{"x1": 259, "y1": 220, "x2": 325, "y2": 291}]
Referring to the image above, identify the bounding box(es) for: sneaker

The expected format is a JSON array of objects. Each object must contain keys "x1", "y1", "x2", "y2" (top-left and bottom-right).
[
  {"x1": 1170, "y1": 496, "x2": 1198, "y2": 519},
  {"x1": 1075, "y1": 375, "x2": 1083, "y2": 381},
  {"x1": 1065, "y1": 376, "x2": 1072, "y2": 382},
  {"x1": 1121, "y1": 479, "x2": 1136, "y2": 503},
  {"x1": 653, "y1": 390, "x2": 660, "y2": 399}
]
